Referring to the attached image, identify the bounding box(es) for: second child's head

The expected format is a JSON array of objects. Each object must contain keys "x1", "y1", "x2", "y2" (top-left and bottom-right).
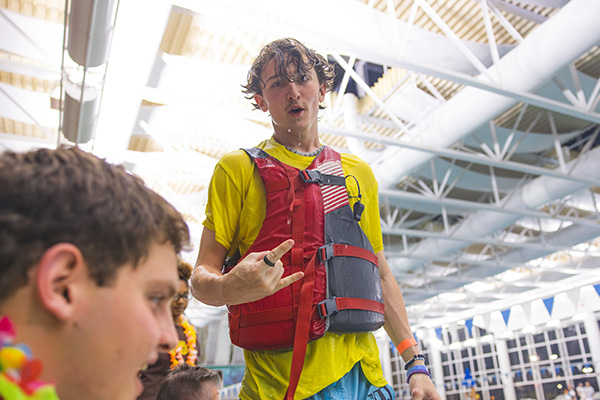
[{"x1": 157, "y1": 364, "x2": 223, "y2": 400}]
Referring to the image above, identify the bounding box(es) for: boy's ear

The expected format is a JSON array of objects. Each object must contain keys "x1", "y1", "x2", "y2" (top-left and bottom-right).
[
  {"x1": 35, "y1": 243, "x2": 86, "y2": 321},
  {"x1": 319, "y1": 83, "x2": 326, "y2": 103},
  {"x1": 254, "y1": 94, "x2": 268, "y2": 112}
]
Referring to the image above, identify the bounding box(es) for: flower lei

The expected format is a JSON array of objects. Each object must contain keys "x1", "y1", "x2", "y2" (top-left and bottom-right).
[
  {"x1": 0, "y1": 316, "x2": 60, "y2": 400},
  {"x1": 168, "y1": 315, "x2": 198, "y2": 370}
]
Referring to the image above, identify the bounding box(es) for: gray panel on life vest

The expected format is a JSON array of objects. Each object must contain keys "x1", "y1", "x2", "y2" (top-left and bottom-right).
[{"x1": 324, "y1": 205, "x2": 385, "y2": 333}]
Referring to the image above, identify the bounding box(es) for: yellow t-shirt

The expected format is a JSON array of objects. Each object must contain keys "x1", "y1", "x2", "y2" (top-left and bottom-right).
[{"x1": 204, "y1": 138, "x2": 388, "y2": 399}]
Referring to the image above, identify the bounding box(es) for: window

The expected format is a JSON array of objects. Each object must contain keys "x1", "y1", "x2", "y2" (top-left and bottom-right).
[
  {"x1": 525, "y1": 369, "x2": 533, "y2": 381},
  {"x1": 534, "y1": 333, "x2": 545, "y2": 343},
  {"x1": 489, "y1": 388, "x2": 504, "y2": 400},
  {"x1": 515, "y1": 384, "x2": 536, "y2": 399},
  {"x1": 539, "y1": 364, "x2": 552, "y2": 379},
  {"x1": 554, "y1": 363, "x2": 565, "y2": 378},
  {"x1": 563, "y1": 326, "x2": 577, "y2": 337},
  {"x1": 509, "y1": 351, "x2": 520, "y2": 365},
  {"x1": 566, "y1": 340, "x2": 581, "y2": 355},
  {"x1": 390, "y1": 315, "x2": 599, "y2": 399},
  {"x1": 583, "y1": 338, "x2": 590, "y2": 354},
  {"x1": 542, "y1": 382, "x2": 563, "y2": 399},
  {"x1": 513, "y1": 369, "x2": 524, "y2": 382},
  {"x1": 536, "y1": 346, "x2": 549, "y2": 360}
]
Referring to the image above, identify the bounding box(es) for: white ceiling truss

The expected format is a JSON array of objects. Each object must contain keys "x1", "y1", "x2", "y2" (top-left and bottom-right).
[{"x1": 1, "y1": 0, "x2": 599, "y2": 330}]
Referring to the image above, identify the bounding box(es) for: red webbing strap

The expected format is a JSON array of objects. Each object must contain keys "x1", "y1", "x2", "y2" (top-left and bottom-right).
[
  {"x1": 326, "y1": 244, "x2": 379, "y2": 267},
  {"x1": 284, "y1": 253, "x2": 317, "y2": 400},
  {"x1": 287, "y1": 167, "x2": 305, "y2": 319},
  {"x1": 290, "y1": 173, "x2": 305, "y2": 267},
  {"x1": 333, "y1": 297, "x2": 385, "y2": 315}
]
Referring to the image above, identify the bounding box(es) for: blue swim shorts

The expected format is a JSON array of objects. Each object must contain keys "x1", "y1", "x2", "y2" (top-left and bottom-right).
[{"x1": 307, "y1": 362, "x2": 396, "y2": 400}]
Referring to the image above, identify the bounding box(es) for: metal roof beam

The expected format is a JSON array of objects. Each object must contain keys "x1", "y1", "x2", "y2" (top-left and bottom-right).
[
  {"x1": 383, "y1": 229, "x2": 571, "y2": 255},
  {"x1": 323, "y1": 125, "x2": 600, "y2": 186},
  {"x1": 379, "y1": 188, "x2": 600, "y2": 228}
]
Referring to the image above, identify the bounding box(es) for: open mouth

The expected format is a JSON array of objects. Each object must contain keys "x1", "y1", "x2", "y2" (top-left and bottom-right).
[{"x1": 289, "y1": 106, "x2": 304, "y2": 117}]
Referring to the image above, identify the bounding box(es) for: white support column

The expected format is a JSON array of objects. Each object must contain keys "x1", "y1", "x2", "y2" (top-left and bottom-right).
[
  {"x1": 213, "y1": 317, "x2": 232, "y2": 366},
  {"x1": 428, "y1": 340, "x2": 446, "y2": 399},
  {"x1": 495, "y1": 339, "x2": 517, "y2": 400},
  {"x1": 202, "y1": 319, "x2": 218, "y2": 364},
  {"x1": 203, "y1": 317, "x2": 232, "y2": 366},
  {"x1": 583, "y1": 312, "x2": 600, "y2": 389},
  {"x1": 93, "y1": 0, "x2": 172, "y2": 158}
]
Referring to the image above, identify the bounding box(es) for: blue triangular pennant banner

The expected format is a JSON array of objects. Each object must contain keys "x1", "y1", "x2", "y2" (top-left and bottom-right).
[
  {"x1": 462, "y1": 367, "x2": 475, "y2": 387},
  {"x1": 594, "y1": 284, "x2": 600, "y2": 298},
  {"x1": 543, "y1": 297, "x2": 555, "y2": 316},
  {"x1": 465, "y1": 318, "x2": 474, "y2": 338},
  {"x1": 435, "y1": 327, "x2": 443, "y2": 341},
  {"x1": 501, "y1": 308, "x2": 511, "y2": 326}
]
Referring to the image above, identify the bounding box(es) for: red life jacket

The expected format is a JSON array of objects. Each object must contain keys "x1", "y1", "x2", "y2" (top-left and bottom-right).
[{"x1": 225, "y1": 146, "x2": 385, "y2": 398}]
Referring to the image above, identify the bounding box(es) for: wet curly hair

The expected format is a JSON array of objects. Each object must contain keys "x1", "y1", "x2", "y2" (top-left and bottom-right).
[{"x1": 242, "y1": 38, "x2": 335, "y2": 110}]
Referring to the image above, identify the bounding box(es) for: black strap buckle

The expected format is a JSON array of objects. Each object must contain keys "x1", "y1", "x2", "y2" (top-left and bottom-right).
[
  {"x1": 317, "y1": 298, "x2": 338, "y2": 318},
  {"x1": 318, "y1": 244, "x2": 334, "y2": 262},
  {"x1": 300, "y1": 169, "x2": 323, "y2": 183}
]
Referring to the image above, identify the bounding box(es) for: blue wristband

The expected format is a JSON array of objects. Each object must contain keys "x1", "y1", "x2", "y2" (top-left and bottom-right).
[{"x1": 406, "y1": 365, "x2": 430, "y2": 384}]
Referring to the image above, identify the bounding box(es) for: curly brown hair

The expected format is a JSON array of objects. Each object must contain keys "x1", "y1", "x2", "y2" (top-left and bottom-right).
[
  {"x1": 0, "y1": 145, "x2": 190, "y2": 302},
  {"x1": 242, "y1": 38, "x2": 335, "y2": 110},
  {"x1": 177, "y1": 258, "x2": 193, "y2": 282}
]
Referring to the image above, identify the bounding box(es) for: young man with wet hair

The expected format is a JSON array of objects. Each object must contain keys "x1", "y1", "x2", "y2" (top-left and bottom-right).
[
  {"x1": 192, "y1": 38, "x2": 440, "y2": 399},
  {"x1": 0, "y1": 145, "x2": 190, "y2": 399}
]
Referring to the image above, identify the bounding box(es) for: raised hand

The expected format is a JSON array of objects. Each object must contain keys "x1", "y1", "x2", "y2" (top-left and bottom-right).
[{"x1": 221, "y1": 239, "x2": 304, "y2": 305}]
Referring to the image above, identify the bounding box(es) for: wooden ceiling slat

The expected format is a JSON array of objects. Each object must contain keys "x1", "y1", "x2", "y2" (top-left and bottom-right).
[{"x1": 0, "y1": 0, "x2": 64, "y2": 22}]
